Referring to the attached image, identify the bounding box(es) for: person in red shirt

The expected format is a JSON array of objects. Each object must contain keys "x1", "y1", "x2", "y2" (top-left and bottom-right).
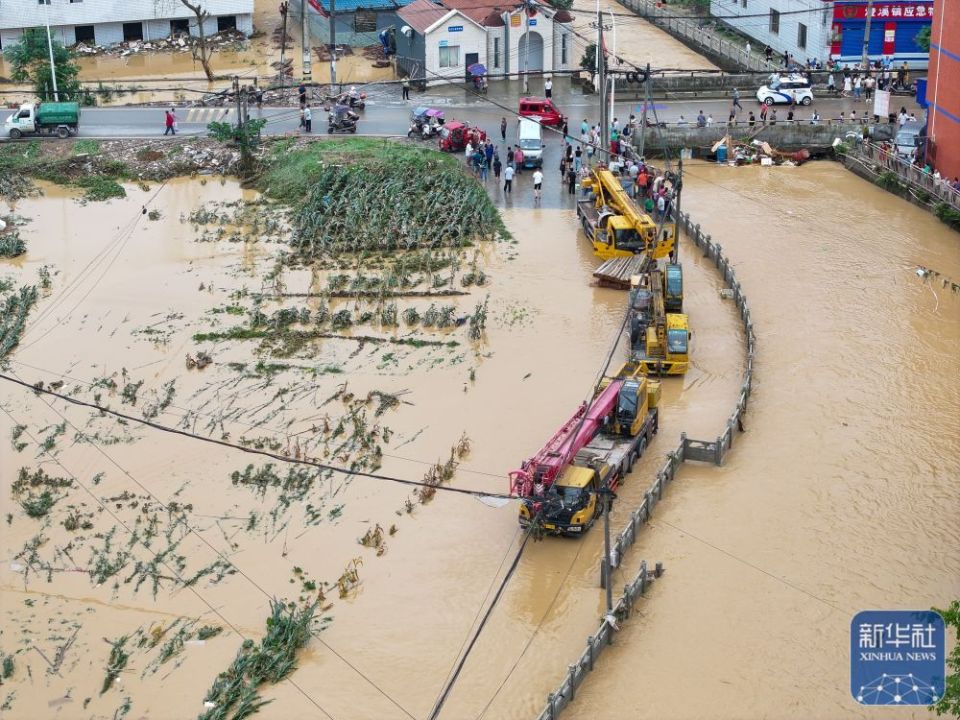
[
  {"x1": 164, "y1": 110, "x2": 175, "y2": 135},
  {"x1": 513, "y1": 145, "x2": 524, "y2": 174}
]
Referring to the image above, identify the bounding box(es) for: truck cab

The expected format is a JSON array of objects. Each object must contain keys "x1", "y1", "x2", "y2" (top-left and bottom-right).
[
  {"x1": 663, "y1": 314, "x2": 690, "y2": 372},
  {"x1": 542, "y1": 465, "x2": 602, "y2": 534}
]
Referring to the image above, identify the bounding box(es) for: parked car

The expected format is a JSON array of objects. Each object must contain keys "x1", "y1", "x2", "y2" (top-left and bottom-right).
[
  {"x1": 894, "y1": 120, "x2": 926, "y2": 159},
  {"x1": 756, "y1": 74, "x2": 813, "y2": 106},
  {"x1": 517, "y1": 118, "x2": 545, "y2": 168},
  {"x1": 518, "y1": 97, "x2": 565, "y2": 127}
]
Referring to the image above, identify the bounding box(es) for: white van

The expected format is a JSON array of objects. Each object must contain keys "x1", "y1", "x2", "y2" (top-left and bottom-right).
[
  {"x1": 894, "y1": 120, "x2": 925, "y2": 159},
  {"x1": 517, "y1": 118, "x2": 544, "y2": 168}
]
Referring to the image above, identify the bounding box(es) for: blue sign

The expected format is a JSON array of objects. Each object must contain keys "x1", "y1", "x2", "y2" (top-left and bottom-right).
[
  {"x1": 851, "y1": 610, "x2": 945, "y2": 706},
  {"x1": 528, "y1": 18, "x2": 537, "y2": 25},
  {"x1": 439, "y1": 39, "x2": 448, "y2": 47},
  {"x1": 448, "y1": 25, "x2": 463, "y2": 32}
]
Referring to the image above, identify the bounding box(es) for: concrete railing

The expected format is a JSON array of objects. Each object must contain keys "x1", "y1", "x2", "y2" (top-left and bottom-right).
[
  {"x1": 533, "y1": 212, "x2": 757, "y2": 720},
  {"x1": 634, "y1": 122, "x2": 896, "y2": 154},
  {"x1": 616, "y1": 0, "x2": 769, "y2": 72},
  {"x1": 848, "y1": 140, "x2": 960, "y2": 211}
]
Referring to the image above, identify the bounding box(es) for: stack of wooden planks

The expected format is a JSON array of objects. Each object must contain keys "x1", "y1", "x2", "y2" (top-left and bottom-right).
[{"x1": 593, "y1": 255, "x2": 650, "y2": 289}]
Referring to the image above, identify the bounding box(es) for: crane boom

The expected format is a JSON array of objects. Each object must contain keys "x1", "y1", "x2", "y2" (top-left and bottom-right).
[{"x1": 509, "y1": 380, "x2": 623, "y2": 497}]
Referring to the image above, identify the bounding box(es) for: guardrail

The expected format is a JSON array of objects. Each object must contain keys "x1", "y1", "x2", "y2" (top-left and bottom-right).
[
  {"x1": 617, "y1": 0, "x2": 768, "y2": 72},
  {"x1": 848, "y1": 140, "x2": 960, "y2": 211},
  {"x1": 533, "y1": 212, "x2": 756, "y2": 720}
]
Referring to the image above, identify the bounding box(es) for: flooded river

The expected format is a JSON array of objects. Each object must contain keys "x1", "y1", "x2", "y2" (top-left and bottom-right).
[{"x1": 1, "y1": 158, "x2": 956, "y2": 720}]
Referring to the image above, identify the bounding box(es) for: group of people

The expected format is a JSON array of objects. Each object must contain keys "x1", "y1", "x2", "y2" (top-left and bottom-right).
[{"x1": 462, "y1": 139, "x2": 544, "y2": 203}]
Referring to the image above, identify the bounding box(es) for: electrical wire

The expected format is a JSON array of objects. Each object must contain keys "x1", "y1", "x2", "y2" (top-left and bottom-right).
[
  {"x1": 0, "y1": 399, "x2": 339, "y2": 720},
  {"x1": 0, "y1": 372, "x2": 514, "y2": 501}
]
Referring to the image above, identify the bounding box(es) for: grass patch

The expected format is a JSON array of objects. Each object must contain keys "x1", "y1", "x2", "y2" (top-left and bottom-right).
[
  {"x1": 935, "y1": 202, "x2": 960, "y2": 232},
  {"x1": 74, "y1": 139, "x2": 101, "y2": 155},
  {"x1": 76, "y1": 175, "x2": 126, "y2": 202},
  {"x1": 1, "y1": 285, "x2": 39, "y2": 362},
  {"x1": 0, "y1": 232, "x2": 26, "y2": 258}
]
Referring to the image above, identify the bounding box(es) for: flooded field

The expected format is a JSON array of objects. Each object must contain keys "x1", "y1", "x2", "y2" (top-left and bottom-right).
[
  {"x1": 1, "y1": 155, "x2": 955, "y2": 720},
  {"x1": 562, "y1": 161, "x2": 960, "y2": 719}
]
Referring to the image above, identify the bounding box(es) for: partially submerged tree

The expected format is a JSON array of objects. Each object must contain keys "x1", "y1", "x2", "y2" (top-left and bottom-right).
[
  {"x1": 180, "y1": 0, "x2": 216, "y2": 81},
  {"x1": 3, "y1": 28, "x2": 81, "y2": 101}
]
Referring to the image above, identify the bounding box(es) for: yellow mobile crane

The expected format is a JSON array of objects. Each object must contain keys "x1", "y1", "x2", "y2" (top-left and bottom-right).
[{"x1": 577, "y1": 168, "x2": 675, "y2": 260}]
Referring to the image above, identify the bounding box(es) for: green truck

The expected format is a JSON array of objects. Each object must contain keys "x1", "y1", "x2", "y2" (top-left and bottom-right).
[{"x1": 4, "y1": 102, "x2": 81, "y2": 139}]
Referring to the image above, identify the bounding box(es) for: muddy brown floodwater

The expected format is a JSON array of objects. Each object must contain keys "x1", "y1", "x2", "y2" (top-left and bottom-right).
[
  {"x1": 561, "y1": 161, "x2": 960, "y2": 720},
  {"x1": 1, "y1": 159, "x2": 956, "y2": 720}
]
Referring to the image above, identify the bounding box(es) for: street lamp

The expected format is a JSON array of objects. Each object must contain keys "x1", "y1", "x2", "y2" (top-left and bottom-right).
[{"x1": 43, "y1": 0, "x2": 60, "y2": 101}]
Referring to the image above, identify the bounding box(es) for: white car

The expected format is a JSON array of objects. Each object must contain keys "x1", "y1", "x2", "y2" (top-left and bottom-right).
[{"x1": 756, "y1": 75, "x2": 813, "y2": 106}]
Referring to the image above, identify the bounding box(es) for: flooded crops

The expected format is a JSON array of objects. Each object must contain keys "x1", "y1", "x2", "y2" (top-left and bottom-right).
[{"x1": 1, "y1": 152, "x2": 956, "y2": 720}]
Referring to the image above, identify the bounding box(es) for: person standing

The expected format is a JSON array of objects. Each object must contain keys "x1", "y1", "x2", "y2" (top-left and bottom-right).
[
  {"x1": 574, "y1": 144, "x2": 582, "y2": 172},
  {"x1": 748, "y1": 111, "x2": 756, "y2": 127},
  {"x1": 544, "y1": 77, "x2": 553, "y2": 99},
  {"x1": 745, "y1": 40, "x2": 751, "y2": 57},
  {"x1": 298, "y1": 83, "x2": 307, "y2": 108},
  {"x1": 532, "y1": 168, "x2": 543, "y2": 203},
  {"x1": 500, "y1": 117, "x2": 507, "y2": 141},
  {"x1": 853, "y1": 75, "x2": 862, "y2": 101},
  {"x1": 513, "y1": 145, "x2": 524, "y2": 174},
  {"x1": 303, "y1": 104, "x2": 312, "y2": 133},
  {"x1": 732, "y1": 87, "x2": 743, "y2": 111},
  {"x1": 493, "y1": 153, "x2": 502, "y2": 180},
  {"x1": 401, "y1": 77, "x2": 410, "y2": 100},
  {"x1": 503, "y1": 163, "x2": 514, "y2": 195},
  {"x1": 764, "y1": 45, "x2": 773, "y2": 63},
  {"x1": 164, "y1": 109, "x2": 175, "y2": 135},
  {"x1": 566, "y1": 165, "x2": 577, "y2": 195}
]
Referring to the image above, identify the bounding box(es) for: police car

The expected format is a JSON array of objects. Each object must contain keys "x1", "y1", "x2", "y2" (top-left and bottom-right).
[{"x1": 756, "y1": 74, "x2": 814, "y2": 106}]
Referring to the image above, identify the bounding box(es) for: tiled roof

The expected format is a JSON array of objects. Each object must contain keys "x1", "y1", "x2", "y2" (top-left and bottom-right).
[
  {"x1": 397, "y1": 0, "x2": 449, "y2": 33},
  {"x1": 311, "y1": 0, "x2": 413, "y2": 11}
]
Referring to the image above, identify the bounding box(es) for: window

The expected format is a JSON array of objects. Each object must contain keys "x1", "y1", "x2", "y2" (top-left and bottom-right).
[
  {"x1": 769, "y1": 9, "x2": 779, "y2": 34},
  {"x1": 354, "y1": 10, "x2": 376, "y2": 32},
  {"x1": 217, "y1": 15, "x2": 237, "y2": 32},
  {"x1": 797, "y1": 22, "x2": 807, "y2": 49},
  {"x1": 667, "y1": 329, "x2": 688, "y2": 354},
  {"x1": 122, "y1": 22, "x2": 144, "y2": 41},
  {"x1": 70, "y1": 0, "x2": 83, "y2": 3},
  {"x1": 741, "y1": 0, "x2": 746, "y2": 7},
  {"x1": 37, "y1": 0, "x2": 50, "y2": 5},
  {"x1": 75, "y1": 25, "x2": 95, "y2": 44},
  {"x1": 561, "y1": 34, "x2": 567, "y2": 65},
  {"x1": 170, "y1": 18, "x2": 189, "y2": 36},
  {"x1": 493, "y1": 37, "x2": 500, "y2": 68},
  {"x1": 438, "y1": 44, "x2": 460, "y2": 68}
]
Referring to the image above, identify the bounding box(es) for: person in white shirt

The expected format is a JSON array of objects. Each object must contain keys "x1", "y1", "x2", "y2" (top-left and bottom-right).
[
  {"x1": 532, "y1": 169, "x2": 544, "y2": 203},
  {"x1": 544, "y1": 78, "x2": 553, "y2": 99},
  {"x1": 503, "y1": 164, "x2": 514, "y2": 194}
]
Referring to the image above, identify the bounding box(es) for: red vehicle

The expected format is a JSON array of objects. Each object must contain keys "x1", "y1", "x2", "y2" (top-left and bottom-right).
[
  {"x1": 438, "y1": 121, "x2": 487, "y2": 153},
  {"x1": 518, "y1": 96, "x2": 565, "y2": 127}
]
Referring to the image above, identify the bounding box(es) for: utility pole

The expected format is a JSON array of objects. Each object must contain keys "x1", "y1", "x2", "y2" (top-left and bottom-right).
[
  {"x1": 637, "y1": 62, "x2": 651, "y2": 160},
  {"x1": 607, "y1": 8, "x2": 616, "y2": 143},
  {"x1": 43, "y1": 3, "x2": 59, "y2": 101},
  {"x1": 861, "y1": 0, "x2": 875, "y2": 72},
  {"x1": 279, "y1": 2, "x2": 289, "y2": 66},
  {"x1": 234, "y1": 75, "x2": 242, "y2": 132},
  {"x1": 673, "y1": 157, "x2": 683, "y2": 264},
  {"x1": 302, "y1": 0, "x2": 312, "y2": 79},
  {"x1": 522, "y1": 0, "x2": 530, "y2": 94},
  {"x1": 596, "y1": 5, "x2": 609, "y2": 159},
  {"x1": 330, "y1": 0, "x2": 337, "y2": 87},
  {"x1": 599, "y1": 487, "x2": 613, "y2": 614}
]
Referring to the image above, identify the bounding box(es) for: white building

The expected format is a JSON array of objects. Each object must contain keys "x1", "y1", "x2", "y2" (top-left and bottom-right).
[
  {"x1": 395, "y1": 0, "x2": 574, "y2": 85},
  {"x1": 0, "y1": 0, "x2": 254, "y2": 50},
  {"x1": 709, "y1": 0, "x2": 833, "y2": 64}
]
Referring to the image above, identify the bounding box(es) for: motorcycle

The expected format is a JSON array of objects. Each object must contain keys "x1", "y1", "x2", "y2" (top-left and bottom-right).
[
  {"x1": 328, "y1": 105, "x2": 359, "y2": 134},
  {"x1": 408, "y1": 107, "x2": 445, "y2": 139},
  {"x1": 337, "y1": 87, "x2": 367, "y2": 111}
]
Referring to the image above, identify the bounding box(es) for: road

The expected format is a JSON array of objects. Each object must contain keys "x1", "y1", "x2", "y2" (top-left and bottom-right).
[{"x1": 0, "y1": 92, "x2": 920, "y2": 141}]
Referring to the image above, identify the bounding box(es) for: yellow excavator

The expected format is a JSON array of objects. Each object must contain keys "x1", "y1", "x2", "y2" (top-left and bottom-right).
[
  {"x1": 629, "y1": 267, "x2": 690, "y2": 376},
  {"x1": 577, "y1": 168, "x2": 675, "y2": 260}
]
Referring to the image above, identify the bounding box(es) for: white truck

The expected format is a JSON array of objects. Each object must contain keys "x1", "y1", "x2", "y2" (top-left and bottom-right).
[{"x1": 4, "y1": 102, "x2": 81, "y2": 139}]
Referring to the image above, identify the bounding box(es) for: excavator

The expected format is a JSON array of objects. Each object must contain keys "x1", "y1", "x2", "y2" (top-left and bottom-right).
[
  {"x1": 509, "y1": 363, "x2": 660, "y2": 536},
  {"x1": 577, "y1": 168, "x2": 675, "y2": 260},
  {"x1": 629, "y1": 267, "x2": 689, "y2": 376}
]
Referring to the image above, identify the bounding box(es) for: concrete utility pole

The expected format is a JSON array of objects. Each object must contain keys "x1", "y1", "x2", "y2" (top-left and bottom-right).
[
  {"x1": 861, "y1": 0, "x2": 875, "y2": 71},
  {"x1": 330, "y1": 0, "x2": 337, "y2": 87},
  {"x1": 674, "y1": 157, "x2": 683, "y2": 264},
  {"x1": 234, "y1": 75, "x2": 242, "y2": 131},
  {"x1": 279, "y1": 2, "x2": 289, "y2": 68},
  {"x1": 43, "y1": 2, "x2": 60, "y2": 101},
  {"x1": 599, "y1": 487, "x2": 613, "y2": 614},
  {"x1": 607, "y1": 7, "x2": 616, "y2": 144},
  {"x1": 302, "y1": 0, "x2": 312, "y2": 78},
  {"x1": 522, "y1": 0, "x2": 531, "y2": 94},
  {"x1": 596, "y1": 2, "x2": 609, "y2": 158}
]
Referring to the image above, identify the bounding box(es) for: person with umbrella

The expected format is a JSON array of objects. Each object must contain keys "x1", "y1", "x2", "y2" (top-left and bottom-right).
[{"x1": 468, "y1": 63, "x2": 487, "y2": 93}]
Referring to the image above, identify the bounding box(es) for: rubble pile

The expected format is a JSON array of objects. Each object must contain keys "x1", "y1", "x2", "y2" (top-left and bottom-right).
[
  {"x1": 361, "y1": 43, "x2": 391, "y2": 69},
  {"x1": 314, "y1": 44, "x2": 354, "y2": 62},
  {"x1": 71, "y1": 29, "x2": 248, "y2": 58}
]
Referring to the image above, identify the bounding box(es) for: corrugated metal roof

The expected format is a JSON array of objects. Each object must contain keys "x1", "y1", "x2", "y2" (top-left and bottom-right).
[
  {"x1": 0, "y1": 0, "x2": 253, "y2": 29},
  {"x1": 312, "y1": 0, "x2": 413, "y2": 12}
]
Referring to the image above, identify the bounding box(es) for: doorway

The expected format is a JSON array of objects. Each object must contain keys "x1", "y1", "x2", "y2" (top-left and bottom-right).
[
  {"x1": 464, "y1": 52, "x2": 479, "y2": 81},
  {"x1": 518, "y1": 30, "x2": 544, "y2": 73},
  {"x1": 122, "y1": 22, "x2": 144, "y2": 42}
]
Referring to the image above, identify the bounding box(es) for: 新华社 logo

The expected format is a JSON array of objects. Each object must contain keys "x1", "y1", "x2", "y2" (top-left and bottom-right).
[{"x1": 851, "y1": 610, "x2": 945, "y2": 705}]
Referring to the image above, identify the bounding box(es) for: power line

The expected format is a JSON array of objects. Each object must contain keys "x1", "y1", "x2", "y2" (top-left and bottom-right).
[
  {"x1": 0, "y1": 399, "x2": 340, "y2": 720},
  {"x1": 0, "y1": 372, "x2": 514, "y2": 501}
]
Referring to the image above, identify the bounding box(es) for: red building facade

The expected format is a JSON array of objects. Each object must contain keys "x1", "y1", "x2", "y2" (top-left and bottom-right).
[{"x1": 926, "y1": 0, "x2": 960, "y2": 179}]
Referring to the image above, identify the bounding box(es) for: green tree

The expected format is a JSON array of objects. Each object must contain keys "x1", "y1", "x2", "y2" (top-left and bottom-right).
[
  {"x1": 3, "y1": 28, "x2": 81, "y2": 101},
  {"x1": 932, "y1": 601, "x2": 959, "y2": 717},
  {"x1": 580, "y1": 43, "x2": 607, "y2": 76},
  {"x1": 915, "y1": 25, "x2": 931, "y2": 52},
  {"x1": 207, "y1": 118, "x2": 267, "y2": 175}
]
